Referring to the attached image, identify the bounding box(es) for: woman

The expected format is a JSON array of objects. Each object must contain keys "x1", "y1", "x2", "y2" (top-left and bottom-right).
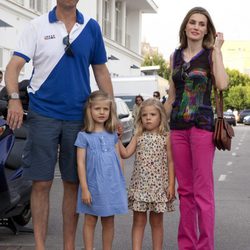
[
  {"x1": 164, "y1": 7, "x2": 228, "y2": 250},
  {"x1": 132, "y1": 95, "x2": 144, "y2": 120}
]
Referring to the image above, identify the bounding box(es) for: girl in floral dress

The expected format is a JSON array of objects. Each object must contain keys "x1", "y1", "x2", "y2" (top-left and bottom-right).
[{"x1": 119, "y1": 98, "x2": 175, "y2": 250}]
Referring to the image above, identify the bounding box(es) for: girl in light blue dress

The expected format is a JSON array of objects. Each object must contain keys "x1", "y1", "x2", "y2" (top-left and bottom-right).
[{"x1": 75, "y1": 90, "x2": 128, "y2": 250}]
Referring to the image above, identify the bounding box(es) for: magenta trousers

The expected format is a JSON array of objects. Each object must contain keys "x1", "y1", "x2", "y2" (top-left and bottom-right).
[{"x1": 171, "y1": 127, "x2": 215, "y2": 250}]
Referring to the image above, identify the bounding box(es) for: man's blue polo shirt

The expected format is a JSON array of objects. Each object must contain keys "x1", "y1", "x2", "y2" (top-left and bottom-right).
[{"x1": 14, "y1": 7, "x2": 107, "y2": 120}]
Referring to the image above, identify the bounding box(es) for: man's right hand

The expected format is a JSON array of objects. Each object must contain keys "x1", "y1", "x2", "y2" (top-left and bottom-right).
[{"x1": 7, "y1": 99, "x2": 24, "y2": 130}]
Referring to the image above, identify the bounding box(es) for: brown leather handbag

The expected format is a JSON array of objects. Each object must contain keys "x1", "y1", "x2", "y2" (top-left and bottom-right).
[{"x1": 213, "y1": 88, "x2": 235, "y2": 150}]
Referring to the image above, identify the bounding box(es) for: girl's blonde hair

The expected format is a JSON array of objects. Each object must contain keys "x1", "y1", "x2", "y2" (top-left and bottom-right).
[
  {"x1": 83, "y1": 90, "x2": 117, "y2": 133},
  {"x1": 134, "y1": 98, "x2": 168, "y2": 136},
  {"x1": 179, "y1": 7, "x2": 216, "y2": 49}
]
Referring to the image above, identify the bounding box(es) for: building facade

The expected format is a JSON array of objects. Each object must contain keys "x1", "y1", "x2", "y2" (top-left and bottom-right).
[
  {"x1": 141, "y1": 40, "x2": 159, "y2": 57},
  {"x1": 222, "y1": 40, "x2": 250, "y2": 76},
  {"x1": 0, "y1": 0, "x2": 158, "y2": 88}
]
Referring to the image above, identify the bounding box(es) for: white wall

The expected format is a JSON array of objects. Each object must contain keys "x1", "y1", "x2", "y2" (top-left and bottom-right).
[
  {"x1": 76, "y1": 1, "x2": 97, "y2": 19},
  {"x1": 0, "y1": 3, "x2": 38, "y2": 78},
  {"x1": 111, "y1": 75, "x2": 169, "y2": 97},
  {"x1": 126, "y1": 9, "x2": 141, "y2": 54}
]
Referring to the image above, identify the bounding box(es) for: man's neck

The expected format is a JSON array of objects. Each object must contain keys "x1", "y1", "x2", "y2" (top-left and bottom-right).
[{"x1": 56, "y1": 5, "x2": 77, "y2": 33}]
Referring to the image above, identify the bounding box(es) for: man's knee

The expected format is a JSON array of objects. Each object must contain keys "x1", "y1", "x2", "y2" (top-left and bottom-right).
[{"x1": 32, "y1": 180, "x2": 53, "y2": 194}]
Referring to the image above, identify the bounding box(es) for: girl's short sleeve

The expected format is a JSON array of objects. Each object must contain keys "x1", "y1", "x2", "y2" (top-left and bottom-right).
[{"x1": 74, "y1": 132, "x2": 88, "y2": 148}]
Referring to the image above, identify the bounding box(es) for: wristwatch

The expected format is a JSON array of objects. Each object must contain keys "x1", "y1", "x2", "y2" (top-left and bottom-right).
[{"x1": 8, "y1": 92, "x2": 20, "y2": 100}]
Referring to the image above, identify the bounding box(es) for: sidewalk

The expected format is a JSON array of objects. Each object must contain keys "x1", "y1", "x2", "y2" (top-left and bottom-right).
[{"x1": 0, "y1": 247, "x2": 84, "y2": 250}]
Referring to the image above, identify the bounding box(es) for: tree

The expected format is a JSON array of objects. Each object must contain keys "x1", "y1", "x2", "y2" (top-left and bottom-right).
[
  {"x1": 226, "y1": 69, "x2": 250, "y2": 88},
  {"x1": 224, "y1": 85, "x2": 250, "y2": 110},
  {"x1": 224, "y1": 69, "x2": 250, "y2": 110},
  {"x1": 142, "y1": 53, "x2": 170, "y2": 80}
]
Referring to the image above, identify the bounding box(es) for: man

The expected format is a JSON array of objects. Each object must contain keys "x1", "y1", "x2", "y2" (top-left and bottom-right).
[
  {"x1": 153, "y1": 91, "x2": 160, "y2": 100},
  {"x1": 5, "y1": 1, "x2": 113, "y2": 250},
  {"x1": 161, "y1": 89, "x2": 169, "y2": 104}
]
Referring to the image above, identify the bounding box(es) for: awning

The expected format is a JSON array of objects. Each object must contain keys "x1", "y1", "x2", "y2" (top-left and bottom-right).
[{"x1": 0, "y1": 20, "x2": 12, "y2": 27}]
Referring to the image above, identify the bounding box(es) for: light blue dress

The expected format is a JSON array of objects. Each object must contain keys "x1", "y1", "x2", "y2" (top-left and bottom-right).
[{"x1": 74, "y1": 131, "x2": 128, "y2": 217}]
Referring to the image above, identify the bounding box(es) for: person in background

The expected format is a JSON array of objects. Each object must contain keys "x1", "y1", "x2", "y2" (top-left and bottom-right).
[
  {"x1": 119, "y1": 98, "x2": 175, "y2": 250},
  {"x1": 232, "y1": 108, "x2": 239, "y2": 123},
  {"x1": 4, "y1": 1, "x2": 113, "y2": 249},
  {"x1": 75, "y1": 90, "x2": 127, "y2": 250},
  {"x1": 153, "y1": 91, "x2": 161, "y2": 100},
  {"x1": 164, "y1": 7, "x2": 228, "y2": 250},
  {"x1": 161, "y1": 89, "x2": 169, "y2": 104},
  {"x1": 132, "y1": 95, "x2": 144, "y2": 120}
]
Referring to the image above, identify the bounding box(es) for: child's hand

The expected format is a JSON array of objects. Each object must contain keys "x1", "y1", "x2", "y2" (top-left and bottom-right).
[
  {"x1": 166, "y1": 185, "x2": 176, "y2": 202},
  {"x1": 117, "y1": 122, "x2": 123, "y2": 139},
  {"x1": 82, "y1": 188, "x2": 92, "y2": 205}
]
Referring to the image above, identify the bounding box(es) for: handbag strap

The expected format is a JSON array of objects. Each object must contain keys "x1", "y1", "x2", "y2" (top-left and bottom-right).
[
  {"x1": 209, "y1": 49, "x2": 224, "y2": 119},
  {"x1": 214, "y1": 86, "x2": 224, "y2": 118}
]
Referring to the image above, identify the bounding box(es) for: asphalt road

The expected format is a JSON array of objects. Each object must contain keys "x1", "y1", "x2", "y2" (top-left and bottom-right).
[{"x1": 0, "y1": 125, "x2": 250, "y2": 250}]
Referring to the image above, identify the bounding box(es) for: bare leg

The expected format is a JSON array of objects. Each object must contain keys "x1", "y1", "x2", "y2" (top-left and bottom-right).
[
  {"x1": 101, "y1": 216, "x2": 114, "y2": 250},
  {"x1": 84, "y1": 214, "x2": 98, "y2": 250},
  {"x1": 149, "y1": 212, "x2": 164, "y2": 250},
  {"x1": 31, "y1": 180, "x2": 53, "y2": 250},
  {"x1": 62, "y1": 181, "x2": 79, "y2": 250},
  {"x1": 132, "y1": 211, "x2": 147, "y2": 250}
]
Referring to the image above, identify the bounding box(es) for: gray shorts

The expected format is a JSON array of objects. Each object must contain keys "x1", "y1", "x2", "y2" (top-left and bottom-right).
[{"x1": 22, "y1": 110, "x2": 82, "y2": 182}]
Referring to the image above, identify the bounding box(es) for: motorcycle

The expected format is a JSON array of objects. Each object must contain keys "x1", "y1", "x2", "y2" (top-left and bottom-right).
[{"x1": 0, "y1": 82, "x2": 32, "y2": 234}]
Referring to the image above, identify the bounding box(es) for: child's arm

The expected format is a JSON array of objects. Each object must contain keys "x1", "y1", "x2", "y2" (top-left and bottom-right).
[
  {"x1": 115, "y1": 143, "x2": 125, "y2": 173},
  {"x1": 166, "y1": 134, "x2": 175, "y2": 201},
  {"x1": 77, "y1": 147, "x2": 92, "y2": 205},
  {"x1": 118, "y1": 136, "x2": 137, "y2": 159}
]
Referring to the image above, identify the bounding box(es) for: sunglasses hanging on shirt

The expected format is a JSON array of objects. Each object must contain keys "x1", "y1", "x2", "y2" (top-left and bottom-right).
[
  {"x1": 181, "y1": 62, "x2": 191, "y2": 81},
  {"x1": 63, "y1": 35, "x2": 74, "y2": 57}
]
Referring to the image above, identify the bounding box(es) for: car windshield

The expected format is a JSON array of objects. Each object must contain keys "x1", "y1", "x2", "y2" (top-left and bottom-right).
[
  {"x1": 241, "y1": 109, "x2": 250, "y2": 114},
  {"x1": 115, "y1": 96, "x2": 135, "y2": 110}
]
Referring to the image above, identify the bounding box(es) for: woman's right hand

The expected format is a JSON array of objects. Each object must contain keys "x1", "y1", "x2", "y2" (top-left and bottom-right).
[{"x1": 82, "y1": 188, "x2": 92, "y2": 205}]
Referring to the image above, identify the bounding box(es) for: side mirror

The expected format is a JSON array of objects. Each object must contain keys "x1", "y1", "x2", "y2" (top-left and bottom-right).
[{"x1": 118, "y1": 113, "x2": 129, "y2": 119}]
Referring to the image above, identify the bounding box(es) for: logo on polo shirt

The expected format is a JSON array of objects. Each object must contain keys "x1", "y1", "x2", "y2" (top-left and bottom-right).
[{"x1": 44, "y1": 34, "x2": 56, "y2": 40}]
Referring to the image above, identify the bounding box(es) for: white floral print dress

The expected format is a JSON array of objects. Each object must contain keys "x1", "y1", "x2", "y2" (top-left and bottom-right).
[{"x1": 128, "y1": 132, "x2": 174, "y2": 213}]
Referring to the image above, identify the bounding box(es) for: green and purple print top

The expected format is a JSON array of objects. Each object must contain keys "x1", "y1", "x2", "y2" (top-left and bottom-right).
[{"x1": 170, "y1": 48, "x2": 214, "y2": 131}]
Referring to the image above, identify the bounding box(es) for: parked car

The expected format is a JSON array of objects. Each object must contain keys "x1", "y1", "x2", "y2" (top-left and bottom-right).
[
  {"x1": 115, "y1": 98, "x2": 134, "y2": 145},
  {"x1": 243, "y1": 115, "x2": 250, "y2": 125},
  {"x1": 238, "y1": 109, "x2": 250, "y2": 123},
  {"x1": 223, "y1": 111, "x2": 236, "y2": 126}
]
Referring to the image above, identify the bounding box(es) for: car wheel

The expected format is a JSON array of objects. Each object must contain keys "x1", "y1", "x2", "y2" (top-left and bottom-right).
[{"x1": 13, "y1": 204, "x2": 31, "y2": 226}]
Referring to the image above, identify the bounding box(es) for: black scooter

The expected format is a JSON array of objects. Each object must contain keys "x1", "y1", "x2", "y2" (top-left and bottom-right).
[{"x1": 0, "y1": 82, "x2": 32, "y2": 234}]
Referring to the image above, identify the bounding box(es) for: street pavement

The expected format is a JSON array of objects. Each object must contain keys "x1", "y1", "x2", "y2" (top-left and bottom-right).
[{"x1": 0, "y1": 125, "x2": 250, "y2": 249}]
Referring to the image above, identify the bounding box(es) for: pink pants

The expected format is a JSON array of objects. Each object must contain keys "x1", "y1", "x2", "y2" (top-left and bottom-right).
[{"x1": 171, "y1": 127, "x2": 215, "y2": 250}]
